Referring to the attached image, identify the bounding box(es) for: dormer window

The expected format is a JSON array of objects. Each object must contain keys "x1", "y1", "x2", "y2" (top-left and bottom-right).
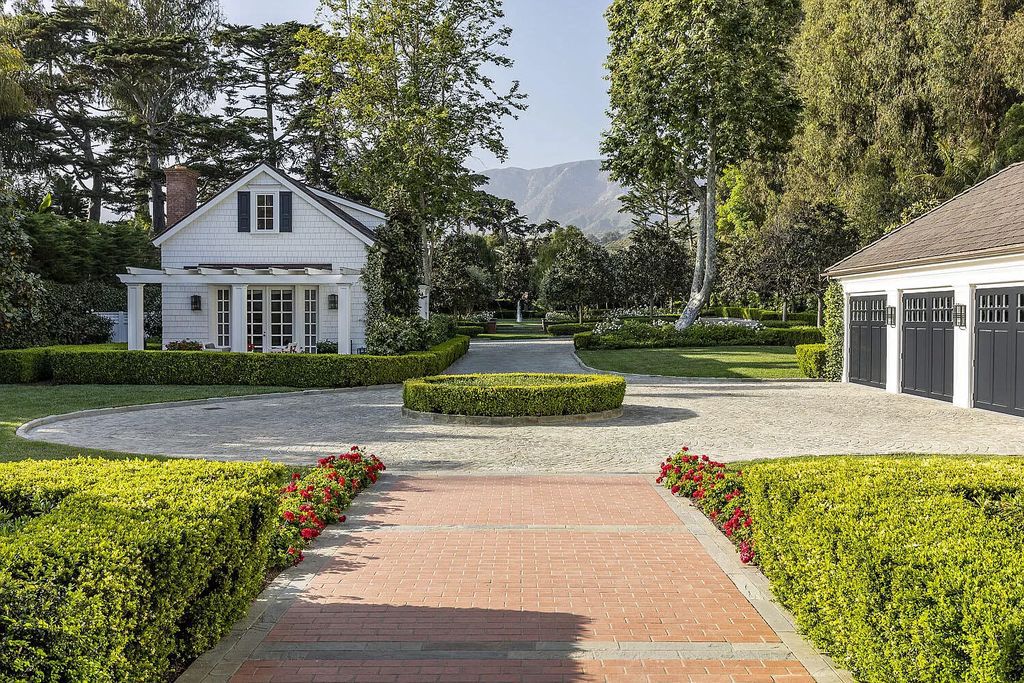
[{"x1": 255, "y1": 193, "x2": 276, "y2": 231}]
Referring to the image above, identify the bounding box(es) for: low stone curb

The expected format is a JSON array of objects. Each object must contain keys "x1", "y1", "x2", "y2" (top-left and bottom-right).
[
  {"x1": 400, "y1": 406, "x2": 624, "y2": 426},
  {"x1": 651, "y1": 481, "x2": 854, "y2": 683},
  {"x1": 15, "y1": 384, "x2": 400, "y2": 441}
]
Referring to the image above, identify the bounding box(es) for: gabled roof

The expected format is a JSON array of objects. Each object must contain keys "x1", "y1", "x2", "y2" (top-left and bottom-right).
[
  {"x1": 153, "y1": 163, "x2": 381, "y2": 247},
  {"x1": 826, "y1": 161, "x2": 1024, "y2": 276}
]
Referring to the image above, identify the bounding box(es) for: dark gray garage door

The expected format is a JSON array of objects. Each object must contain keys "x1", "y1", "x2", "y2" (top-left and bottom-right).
[
  {"x1": 849, "y1": 295, "x2": 887, "y2": 388},
  {"x1": 902, "y1": 291, "x2": 954, "y2": 401},
  {"x1": 975, "y1": 288, "x2": 1024, "y2": 417}
]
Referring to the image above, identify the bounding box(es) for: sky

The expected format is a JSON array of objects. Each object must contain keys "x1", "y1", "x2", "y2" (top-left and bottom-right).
[{"x1": 221, "y1": 0, "x2": 612, "y2": 171}]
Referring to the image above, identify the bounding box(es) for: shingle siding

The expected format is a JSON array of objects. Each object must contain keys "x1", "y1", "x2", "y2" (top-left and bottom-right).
[{"x1": 159, "y1": 170, "x2": 370, "y2": 348}]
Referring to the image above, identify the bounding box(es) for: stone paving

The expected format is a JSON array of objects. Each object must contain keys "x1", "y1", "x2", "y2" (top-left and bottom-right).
[
  {"x1": 22, "y1": 340, "x2": 1024, "y2": 468},
  {"x1": 184, "y1": 474, "x2": 829, "y2": 682}
]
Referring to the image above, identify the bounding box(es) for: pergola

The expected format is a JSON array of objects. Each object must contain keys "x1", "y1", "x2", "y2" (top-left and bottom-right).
[{"x1": 117, "y1": 266, "x2": 363, "y2": 352}]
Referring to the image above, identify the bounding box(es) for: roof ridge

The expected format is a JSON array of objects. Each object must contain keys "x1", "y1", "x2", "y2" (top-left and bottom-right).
[{"x1": 826, "y1": 160, "x2": 1024, "y2": 275}]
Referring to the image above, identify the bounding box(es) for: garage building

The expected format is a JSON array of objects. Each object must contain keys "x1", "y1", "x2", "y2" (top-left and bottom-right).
[{"x1": 826, "y1": 161, "x2": 1024, "y2": 417}]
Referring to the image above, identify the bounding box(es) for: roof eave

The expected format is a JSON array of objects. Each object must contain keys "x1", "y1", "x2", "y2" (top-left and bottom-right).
[{"x1": 825, "y1": 243, "x2": 1024, "y2": 278}]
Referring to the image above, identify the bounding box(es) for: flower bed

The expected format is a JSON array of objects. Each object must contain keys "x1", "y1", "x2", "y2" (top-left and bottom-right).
[
  {"x1": 0, "y1": 336, "x2": 469, "y2": 386},
  {"x1": 0, "y1": 450, "x2": 385, "y2": 681},
  {"x1": 403, "y1": 372, "x2": 626, "y2": 417},
  {"x1": 659, "y1": 450, "x2": 1024, "y2": 681}
]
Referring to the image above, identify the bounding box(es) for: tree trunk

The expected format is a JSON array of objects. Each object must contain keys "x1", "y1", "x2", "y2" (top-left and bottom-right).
[
  {"x1": 264, "y1": 60, "x2": 277, "y2": 166},
  {"x1": 676, "y1": 142, "x2": 718, "y2": 330},
  {"x1": 82, "y1": 128, "x2": 103, "y2": 222},
  {"x1": 578, "y1": 305, "x2": 584, "y2": 324},
  {"x1": 816, "y1": 293, "x2": 824, "y2": 327},
  {"x1": 781, "y1": 300, "x2": 788, "y2": 322},
  {"x1": 516, "y1": 298, "x2": 522, "y2": 323},
  {"x1": 148, "y1": 131, "x2": 165, "y2": 234}
]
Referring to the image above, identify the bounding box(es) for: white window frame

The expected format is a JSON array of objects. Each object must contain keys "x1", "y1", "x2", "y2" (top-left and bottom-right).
[
  {"x1": 253, "y1": 192, "x2": 278, "y2": 232},
  {"x1": 210, "y1": 287, "x2": 231, "y2": 348},
  {"x1": 302, "y1": 287, "x2": 319, "y2": 353}
]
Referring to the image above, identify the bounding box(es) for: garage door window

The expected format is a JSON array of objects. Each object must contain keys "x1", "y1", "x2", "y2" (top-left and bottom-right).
[
  {"x1": 979, "y1": 293, "x2": 1009, "y2": 323},
  {"x1": 933, "y1": 296, "x2": 953, "y2": 323},
  {"x1": 905, "y1": 297, "x2": 927, "y2": 323},
  {"x1": 1018, "y1": 293, "x2": 1024, "y2": 322}
]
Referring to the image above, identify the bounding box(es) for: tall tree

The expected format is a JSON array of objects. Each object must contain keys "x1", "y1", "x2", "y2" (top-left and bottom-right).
[
  {"x1": 539, "y1": 227, "x2": 610, "y2": 323},
  {"x1": 618, "y1": 222, "x2": 691, "y2": 316},
  {"x1": 90, "y1": 0, "x2": 220, "y2": 232},
  {"x1": 603, "y1": 0, "x2": 798, "y2": 329},
  {"x1": 298, "y1": 0, "x2": 525, "y2": 314},
  {"x1": 497, "y1": 236, "x2": 534, "y2": 322}
]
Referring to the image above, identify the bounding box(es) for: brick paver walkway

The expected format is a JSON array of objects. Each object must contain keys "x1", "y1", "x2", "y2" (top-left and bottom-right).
[{"x1": 187, "y1": 475, "x2": 822, "y2": 682}]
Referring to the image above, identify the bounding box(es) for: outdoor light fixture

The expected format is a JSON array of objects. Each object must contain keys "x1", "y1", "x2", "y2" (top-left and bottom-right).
[
  {"x1": 328, "y1": 294, "x2": 338, "y2": 310},
  {"x1": 954, "y1": 303, "x2": 967, "y2": 328},
  {"x1": 886, "y1": 305, "x2": 896, "y2": 327},
  {"x1": 191, "y1": 295, "x2": 202, "y2": 311}
]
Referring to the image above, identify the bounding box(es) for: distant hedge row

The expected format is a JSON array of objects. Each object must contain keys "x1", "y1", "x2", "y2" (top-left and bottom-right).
[
  {"x1": 547, "y1": 322, "x2": 595, "y2": 336},
  {"x1": 574, "y1": 322, "x2": 823, "y2": 350},
  {"x1": 0, "y1": 336, "x2": 469, "y2": 386}
]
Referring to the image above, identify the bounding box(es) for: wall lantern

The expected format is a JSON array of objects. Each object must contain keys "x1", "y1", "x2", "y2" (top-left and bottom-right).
[
  {"x1": 328, "y1": 294, "x2": 338, "y2": 310},
  {"x1": 191, "y1": 294, "x2": 202, "y2": 311},
  {"x1": 954, "y1": 303, "x2": 967, "y2": 328},
  {"x1": 886, "y1": 306, "x2": 896, "y2": 327}
]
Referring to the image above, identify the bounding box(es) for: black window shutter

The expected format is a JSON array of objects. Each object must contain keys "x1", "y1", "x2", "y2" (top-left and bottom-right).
[
  {"x1": 280, "y1": 191, "x2": 293, "y2": 232},
  {"x1": 237, "y1": 191, "x2": 251, "y2": 232}
]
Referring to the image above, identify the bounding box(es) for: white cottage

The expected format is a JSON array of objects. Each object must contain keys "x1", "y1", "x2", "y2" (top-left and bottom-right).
[
  {"x1": 118, "y1": 163, "x2": 384, "y2": 354},
  {"x1": 826, "y1": 161, "x2": 1024, "y2": 417}
]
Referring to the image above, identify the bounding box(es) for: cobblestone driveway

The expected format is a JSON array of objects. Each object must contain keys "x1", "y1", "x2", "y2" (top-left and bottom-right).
[{"x1": 22, "y1": 340, "x2": 1024, "y2": 469}]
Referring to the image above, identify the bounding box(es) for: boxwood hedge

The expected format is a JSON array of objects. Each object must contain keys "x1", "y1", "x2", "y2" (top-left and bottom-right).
[
  {"x1": 744, "y1": 456, "x2": 1024, "y2": 683},
  {"x1": 455, "y1": 324, "x2": 484, "y2": 337},
  {"x1": 547, "y1": 322, "x2": 595, "y2": 336},
  {"x1": 0, "y1": 458, "x2": 287, "y2": 682},
  {"x1": 0, "y1": 336, "x2": 469, "y2": 387},
  {"x1": 403, "y1": 372, "x2": 626, "y2": 417},
  {"x1": 795, "y1": 343, "x2": 827, "y2": 378},
  {"x1": 574, "y1": 323, "x2": 823, "y2": 350}
]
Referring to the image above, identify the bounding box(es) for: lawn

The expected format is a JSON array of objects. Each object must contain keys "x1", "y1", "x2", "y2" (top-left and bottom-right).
[
  {"x1": 0, "y1": 384, "x2": 297, "y2": 462},
  {"x1": 577, "y1": 345, "x2": 803, "y2": 378}
]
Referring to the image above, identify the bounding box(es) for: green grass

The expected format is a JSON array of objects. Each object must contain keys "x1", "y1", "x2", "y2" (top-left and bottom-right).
[
  {"x1": 578, "y1": 345, "x2": 803, "y2": 379},
  {"x1": 477, "y1": 319, "x2": 552, "y2": 340},
  {"x1": 0, "y1": 384, "x2": 297, "y2": 462}
]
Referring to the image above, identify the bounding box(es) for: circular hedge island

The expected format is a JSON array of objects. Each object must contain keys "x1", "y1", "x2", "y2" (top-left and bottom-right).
[{"x1": 402, "y1": 372, "x2": 626, "y2": 423}]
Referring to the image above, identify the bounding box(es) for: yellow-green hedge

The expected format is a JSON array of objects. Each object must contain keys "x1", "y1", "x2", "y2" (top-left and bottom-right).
[
  {"x1": 795, "y1": 343, "x2": 827, "y2": 378},
  {"x1": 744, "y1": 456, "x2": 1024, "y2": 682},
  {"x1": 403, "y1": 372, "x2": 626, "y2": 416},
  {"x1": 12, "y1": 336, "x2": 469, "y2": 387},
  {"x1": 0, "y1": 458, "x2": 287, "y2": 682}
]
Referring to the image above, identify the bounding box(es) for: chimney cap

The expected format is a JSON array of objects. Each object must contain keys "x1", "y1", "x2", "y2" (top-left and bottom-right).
[{"x1": 165, "y1": 164, "x2": 200, "y2": 177}]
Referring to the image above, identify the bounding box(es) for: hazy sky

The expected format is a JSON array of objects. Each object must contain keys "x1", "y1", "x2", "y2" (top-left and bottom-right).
[{"x1": 221, "y1": 0, "x2": 612, "y2": 171}]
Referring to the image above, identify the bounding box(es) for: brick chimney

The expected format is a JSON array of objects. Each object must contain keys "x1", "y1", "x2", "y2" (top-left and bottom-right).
[{"x1": 164, "y1": 164, "x2": 200, "y2": 228}]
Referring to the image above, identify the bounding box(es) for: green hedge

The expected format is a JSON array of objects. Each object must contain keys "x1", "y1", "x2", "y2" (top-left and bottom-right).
[
  {"x1": 455, "y1": 324, "x2": 484, "y2": 337},
  {"x1": 573, "y1": 322, "x2": 823, "y2": 350},
  {"x1": 795, "y1": 344, "x2": 827, "y2": 378},
  {"x1": 403, "y1": 372, "x2": 626, "y2": 417},
  {"x1": 0, "y1": 458, "x2": 287, "y2": 682},
  {"x1": 0, "y1": 348, "x2": 51, "y2": 383},
  {"x1": 1, "y1": 337, "x2": 469, "y2": 387},
  {"x1": 547, "y1": 322, "x2": 595, "y2": 336},
  {"x1": 744, "y1": 457, "x2": 1024, "y2": 682}
]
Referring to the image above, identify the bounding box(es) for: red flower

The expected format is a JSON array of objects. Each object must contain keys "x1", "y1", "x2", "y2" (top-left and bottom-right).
[
  {"x1": 670, "y1": 484, "x2": 681, "y2": 495},
  {"x1": 301, "y1": 527, "x2": 318, "y2": 539},
  {"x1": 339, "y1": 515, "x2": 346, "y2": 523},
  {"x1": 282, "y1": 511, "x2": 296, "y2": 522}
]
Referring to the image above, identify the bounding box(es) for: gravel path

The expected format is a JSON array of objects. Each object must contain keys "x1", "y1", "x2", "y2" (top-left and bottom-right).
[{"x1": 21, "y1": 340, "x2": 1024, "y2": 469}]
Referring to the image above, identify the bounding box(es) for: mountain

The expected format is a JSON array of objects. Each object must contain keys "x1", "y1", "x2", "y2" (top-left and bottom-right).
[{"x1": 481, "y1": 159, "x2": 631, "y2": 236}]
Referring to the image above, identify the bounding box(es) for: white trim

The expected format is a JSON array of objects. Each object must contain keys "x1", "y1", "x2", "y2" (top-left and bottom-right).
[
  {"x1": 253, "y1": 191, "x2": 279, "y2": 232},
  {"x1": 307, "y1": 187, "x2": 387, "y2": 219},
  {"x1": 118, "y1": 267, "x2": 360, "y2": 286},
  {"x1": 152, "y1": 163, "x2": 376, "y2": 247}
]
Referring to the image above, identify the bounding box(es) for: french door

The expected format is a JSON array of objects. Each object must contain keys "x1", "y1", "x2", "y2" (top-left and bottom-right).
[{"x1": 246, "y1": 287, "x2": 319, "y2": 352}]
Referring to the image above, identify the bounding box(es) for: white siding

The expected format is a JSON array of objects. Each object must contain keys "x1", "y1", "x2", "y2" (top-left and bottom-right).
[{"x1": 159, "y1": 170, "x2": 370, "y2": 348}]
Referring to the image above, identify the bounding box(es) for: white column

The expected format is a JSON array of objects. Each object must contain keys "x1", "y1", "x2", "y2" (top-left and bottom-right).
[
  {"x1": 230, "y1": 284, "x2": 248, "y2": 353},
  {"x1": 127, "y1": 284, "x2": 145, "y2": 350},
  {"x1": 952, "y1": 284, "x2": 974, "y2": 408},
  {"x1": 885, "y1": 289, "x2": 901, "y2": 394},
  {"x1": 841, "y1": 289, "x2": 851, "y2": 383},
  {"x1": 336, "y1": 284, "x2": 352, "y2": 354}
]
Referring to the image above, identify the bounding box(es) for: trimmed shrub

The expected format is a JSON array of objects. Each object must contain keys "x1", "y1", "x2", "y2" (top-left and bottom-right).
[
  {"x1": 165, "y1": 339, "x2": 205, "y2": 351},
  {"x1": 823, "y1": 280, "x2": 844, "y2": 381},
  {"x1": 45, "y1": 336, "x2": 469, "y2": 387},
  {"x1": 0, "y1": 458, "x2": 287, "y2": 682},
  {"x1": 573, "y1": 320, "x2": 822, "y2": 350},
  {"x1": 745, "y1": 457, "x2": 1024, "y2": 683},
  {"x1": 0, "y1": 348, "x2": 51, "y2": 382},
  {"x1": 403, "y1": 372, "x2": 626, "y2": 417},
  {"x1": 366, "y1": 314, "x2": 457, "y2": 355},
  {"x1": 547, "y1": 322, "x2": 595, "y2": 336},
  {"x1": 795, "y1": 343, "x2": 827, "y2": 378},
  {"x1": 757, "y1": 326, "x2": 825, "y2": 346},
  {"x1": 455, "y1": 324, "x2": 484, "y2": 337}
]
